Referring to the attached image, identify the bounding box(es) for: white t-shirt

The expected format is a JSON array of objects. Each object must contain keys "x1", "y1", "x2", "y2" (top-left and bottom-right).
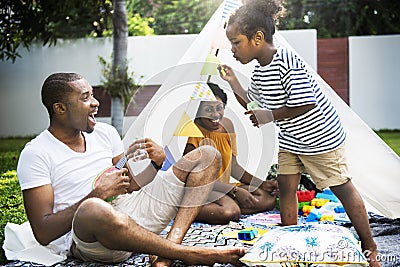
[{"x1": 17, "y1": 122, "x2": 124, "y2": 253}]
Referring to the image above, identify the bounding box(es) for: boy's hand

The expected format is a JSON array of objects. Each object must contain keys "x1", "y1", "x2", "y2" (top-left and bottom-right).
[
  {"x1": 245, "y1": 109, "x2": 274, "y2": 127},
  {"x1": 218, "y1": 64, "x2": 235, "y2": 82}
]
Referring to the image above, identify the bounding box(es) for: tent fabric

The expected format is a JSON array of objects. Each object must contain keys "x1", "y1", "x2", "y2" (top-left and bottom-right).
[
  {"x1": 123, "y1": 1, "x2": 400, "y2": 218},
  {"x1": 123, "y1": 2, "x2": 279, "y2": 182}
]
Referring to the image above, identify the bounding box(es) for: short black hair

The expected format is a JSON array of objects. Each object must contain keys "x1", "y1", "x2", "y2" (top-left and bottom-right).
[
  {"x1": 41, "y1": 72, "x2": 83, "y2": 118},
  {"x1": 207, "y1": 82, "x2": 227, "y2": 106}
]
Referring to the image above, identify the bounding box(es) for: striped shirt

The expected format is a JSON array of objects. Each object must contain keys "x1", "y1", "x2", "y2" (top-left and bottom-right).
[{"x1": 248, "y1": 47, "x2": 346, "y2": 155}]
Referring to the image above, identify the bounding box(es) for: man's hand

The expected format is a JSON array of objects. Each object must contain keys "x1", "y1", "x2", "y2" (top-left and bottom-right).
[
  {"x1": 127, "y1": 138, "x2": 166, "y2": 167},
  {"x1": 93, "y1": 167, "x2": 130, "y2": 200},
  {"x1": 244, "y1": 109, "x2": 274, "y2": 127}
]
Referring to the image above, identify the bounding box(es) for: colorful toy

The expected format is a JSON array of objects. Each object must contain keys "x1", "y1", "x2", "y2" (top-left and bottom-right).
[
  {"x1": 298, "y1": 201, "x2": 310, "y2": 210},
  {"x1": 306, "y1": 208, "x2": 322, "y2": 222},
  {"x1": 311, "y1": 198, "x2": 330, "y2": 208},
  {"x1": 298, "y1": 189, "x2": 350, "y2": 223},
  {"x1": 302, "y1": 205, "x2": 314, "y2": 215},
  {"x1": 238, "y1": 229, "x2": 259, "y2": 241},
  {"x1": 315, "y1": 189, "x2": 339, "y2": 202},
  {"x1": 320, "y1": 214, "x2": 335, "y2": 221},
  {"x1": 297, "y1": 190, "x2": 316, "y2": 202},
  {"x1": 334, "y1": 205, "x2": 345, "y2": 213}
]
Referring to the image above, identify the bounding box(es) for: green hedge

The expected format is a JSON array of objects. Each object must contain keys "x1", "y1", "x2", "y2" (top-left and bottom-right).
[{"x1": 0, "y1": 138, "x2": 31, "y2": 264}]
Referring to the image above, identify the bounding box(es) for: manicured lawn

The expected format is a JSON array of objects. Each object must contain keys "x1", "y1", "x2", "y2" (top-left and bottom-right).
[
  {"x1": 375, "y1": 130, "x2": 400, "y2": 156},
  {"x1": 0, "y1": 131, "x2": 399, "y2": 264}
]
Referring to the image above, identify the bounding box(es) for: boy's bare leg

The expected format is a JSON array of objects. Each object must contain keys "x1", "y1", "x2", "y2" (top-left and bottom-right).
[
  {"x1": 330, "y1": 181, "x2": 381, "y2": 267},
  {"x1": 277, "y1": 174, "x2": 301, "y2": 226}
]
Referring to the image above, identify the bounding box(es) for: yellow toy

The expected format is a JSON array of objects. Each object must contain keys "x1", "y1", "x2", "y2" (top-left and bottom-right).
[
  {"x1": 320, "y1": 214, "x2": 335, "y2": 221},
  {"x1": 311, "y1": 198, "x2": 330, "y2": 208}
]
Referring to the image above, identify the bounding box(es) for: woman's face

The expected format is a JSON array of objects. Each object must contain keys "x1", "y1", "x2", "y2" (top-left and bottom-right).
[{"x1": 196, "y1": 97, "x2": 225, "y2": 131}]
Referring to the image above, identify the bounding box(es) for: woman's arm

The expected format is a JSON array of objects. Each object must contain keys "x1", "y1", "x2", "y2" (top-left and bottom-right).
[{"x1": 230, "y1": 155, "x2": 264, "y2": 190}]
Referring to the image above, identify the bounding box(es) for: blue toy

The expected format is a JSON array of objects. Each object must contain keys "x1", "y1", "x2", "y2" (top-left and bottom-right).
[
  {"x1": 238, "y1": 229, "x2": 258, "y2": 241},
  {"x1": 334, "y1": 205, "x2": 345, "y2": 213},
  {"x1": 306, "y1": 208, "x2": 322, "y2": 222},
  {"x1": 315, "y1": 189, "x2": 339, "y2": 202}
]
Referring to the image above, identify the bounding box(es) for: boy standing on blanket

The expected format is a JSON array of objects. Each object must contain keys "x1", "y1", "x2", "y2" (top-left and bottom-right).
[
  {"x1": 218, "y1": 0, "x2": 381, "y2": 266},
  {"x1": 15, "y1": 72, "x2": 246, "y2": 267}
]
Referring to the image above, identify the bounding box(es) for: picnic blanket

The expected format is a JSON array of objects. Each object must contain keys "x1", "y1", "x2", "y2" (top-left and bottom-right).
[{"x1": 3, "y1": 211, "x2": 400, "y2": 267}]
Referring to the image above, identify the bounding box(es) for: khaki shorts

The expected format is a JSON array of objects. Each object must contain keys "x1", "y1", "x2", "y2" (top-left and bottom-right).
[
  {"x1": 71, "y1": 231, "x2": 132, "y2": 263},
  {"x1": 278, "y1": 146, "x2": 351, "y2": 190},
  {"x1": 71, "y1": 167, "x2": 185, "y2": 263}
]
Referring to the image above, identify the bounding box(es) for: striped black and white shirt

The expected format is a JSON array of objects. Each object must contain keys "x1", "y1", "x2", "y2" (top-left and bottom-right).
[{"x1": 248, "y1": 47, "x2": 346, "y2": 155}]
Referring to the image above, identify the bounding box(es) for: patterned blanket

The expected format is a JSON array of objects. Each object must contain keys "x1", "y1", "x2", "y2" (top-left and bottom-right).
[{"x1": 4, "y1": 212, "x2": 400, "y2": 267}]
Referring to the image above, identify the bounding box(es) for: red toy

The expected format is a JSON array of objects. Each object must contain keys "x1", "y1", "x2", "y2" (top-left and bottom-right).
[{"x1": 297, "y1": 190, "x2": 315, "y2": 202}]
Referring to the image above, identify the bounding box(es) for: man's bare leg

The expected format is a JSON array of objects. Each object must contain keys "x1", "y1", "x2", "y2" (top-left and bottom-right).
[
  {"x1": 73, "y1": 197, "x2": 246, "y2": 266},
  {"x1": 153, "y1": 145, "x2": 227, "y2": 266}
]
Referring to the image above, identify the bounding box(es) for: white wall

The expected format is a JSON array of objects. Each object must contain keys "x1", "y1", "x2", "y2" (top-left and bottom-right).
[
  {"x1": 0, "y1": 35, "x2": 196, "y2": 137},
  {"x1": 0, "y1": 30, "x2": 317, "y2": 137},
  {"x1": 349, "y1": 34, "x2": 400, "y2": 130},
  {"x1": 279, "y1": 29, "x2": 317, "y2": 71}
]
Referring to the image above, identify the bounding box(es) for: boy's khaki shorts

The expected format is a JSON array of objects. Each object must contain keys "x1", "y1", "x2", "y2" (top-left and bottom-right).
[{"x1": 278, "y1": 145, "x2": 351, "y2": 190}]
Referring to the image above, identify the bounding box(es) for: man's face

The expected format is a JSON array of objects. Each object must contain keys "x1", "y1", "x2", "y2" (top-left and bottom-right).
[{"x1": 65, "y1": 78, "x2": 99, "y2": 133}]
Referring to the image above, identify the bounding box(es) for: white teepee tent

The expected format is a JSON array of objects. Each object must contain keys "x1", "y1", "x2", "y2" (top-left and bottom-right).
[{"x1": 123, "y1": 1, "x2": 400, "y2": 218}]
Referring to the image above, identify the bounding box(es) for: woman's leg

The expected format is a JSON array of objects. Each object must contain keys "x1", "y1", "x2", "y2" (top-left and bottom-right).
[{"x1": 195, "y1": 191, "x2": 241, "y2": 224}]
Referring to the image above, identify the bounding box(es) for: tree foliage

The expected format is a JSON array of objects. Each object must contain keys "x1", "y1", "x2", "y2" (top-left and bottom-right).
[
  {"x1": 0, "y1": 0, "x2": 153, "y2": 62},
  {"x1": 0, "y1": 0, "x2": 113, "y2": 62},
  {"x1": 128, "y1": 0, "x2": 223, "y2": 35},
  {"x1": 280, "y1": 0, "x2": 400, "y2": 38},
  {"x1": 2, "y1": 0, "x2": 399, "y2": 63}
]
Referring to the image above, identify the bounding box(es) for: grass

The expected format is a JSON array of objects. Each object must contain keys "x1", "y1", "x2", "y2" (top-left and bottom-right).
[
  {"x1": 0, "y1": 137, "x2": 32, "y2": 264},
  {"x1": 0, "y1": 131, "x2": 399, "y2": 264},
  {"x1": 375, "y1": 130, "x2": 400, "y2": 156}
]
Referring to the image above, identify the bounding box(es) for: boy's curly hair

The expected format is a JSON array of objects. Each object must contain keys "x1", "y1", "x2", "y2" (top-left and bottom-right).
[{"x1": 228, "y1": 0, "x2": 286, "y2": 43}]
